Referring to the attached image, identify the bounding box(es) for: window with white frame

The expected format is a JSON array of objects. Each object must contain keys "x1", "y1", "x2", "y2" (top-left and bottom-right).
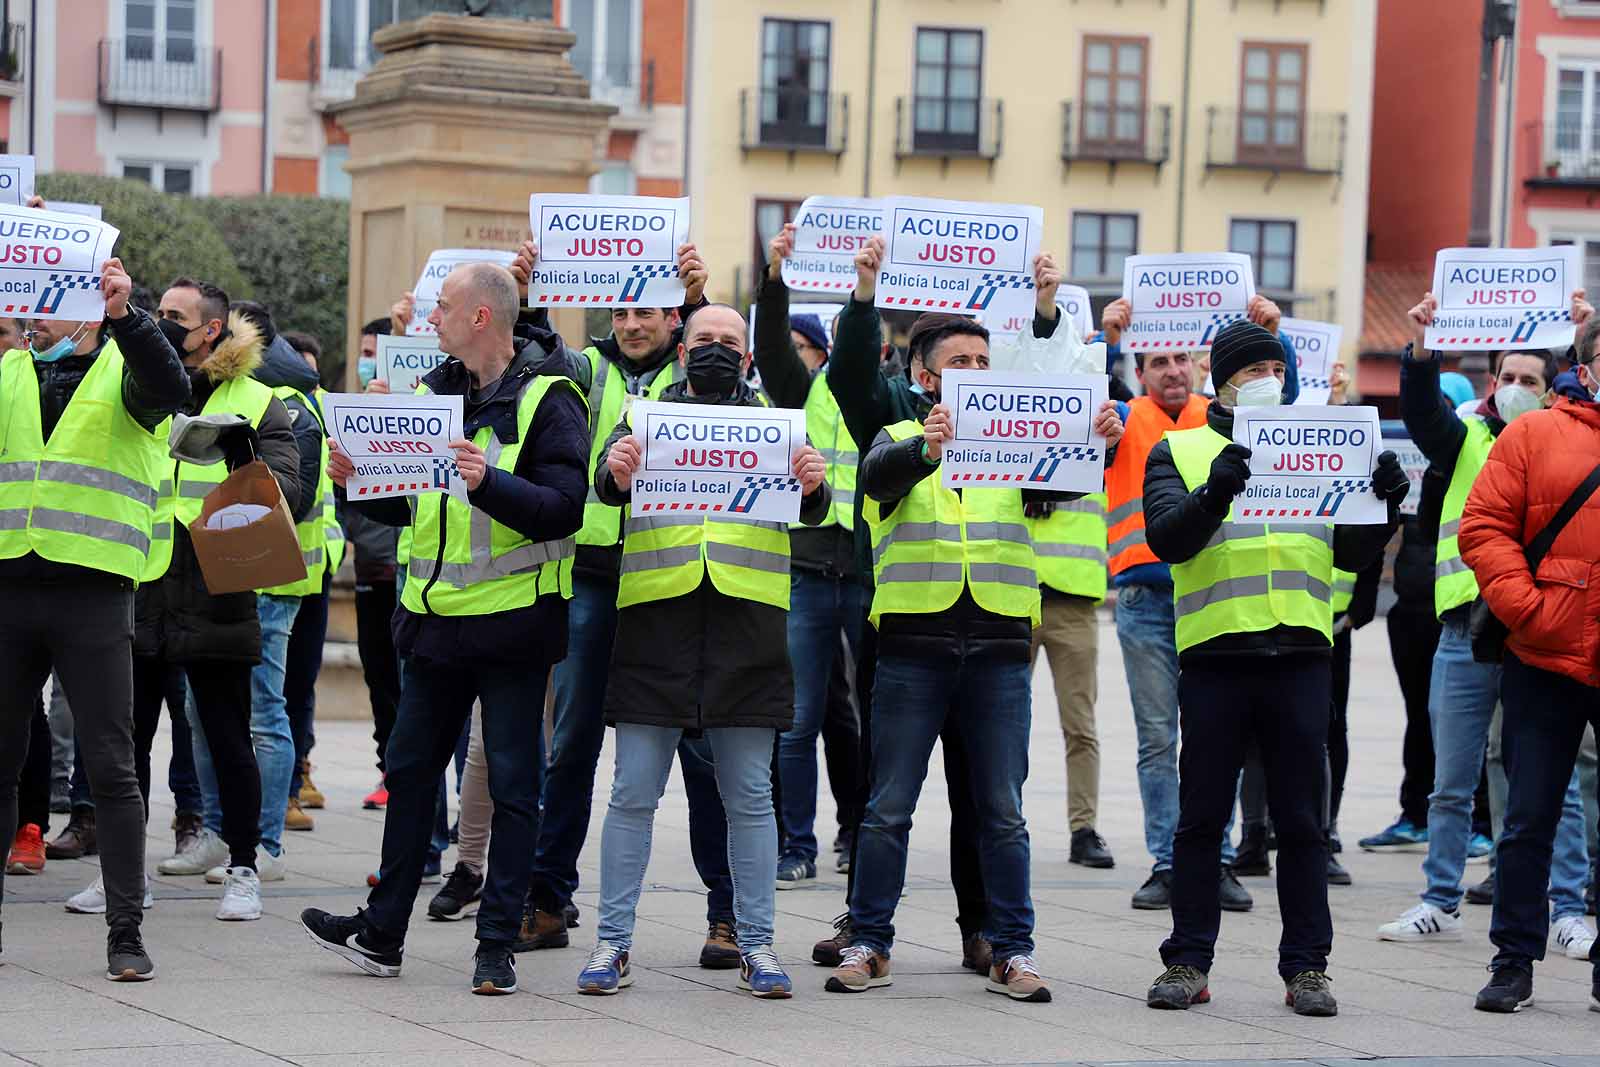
[
  {"x1": 323, "y1": 0, "x2": 400, "y2": 78},
  {"x1": 1552, "y1": 235, "x2": 1600, "y2": 296},
  {"x1": 123, "y1": 160, "x2": 196, "y2": 196},
  {"x1": 320, "y1": 145, "x2": 351, "y2": 200},
  {"x1": 1553, "y1": 62, "x2": 1600, "y2": 178},
  {"x1": 590, "y1": 162, "x2": 636, "y2": 196},
  {"x1": 566, "y1": 0, "x2": 640, "y2": 102},
  {"x1": 125, "y1": 0, "x2": 196, "y2": 63}
]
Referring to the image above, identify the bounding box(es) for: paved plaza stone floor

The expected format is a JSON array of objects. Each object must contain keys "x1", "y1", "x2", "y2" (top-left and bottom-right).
[{"x1": 4, "y1": 617, "x2": 1600, "y2": 1065}]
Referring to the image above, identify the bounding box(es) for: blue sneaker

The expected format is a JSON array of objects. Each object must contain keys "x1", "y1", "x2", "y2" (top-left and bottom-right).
[
  {"x1": 1358, "y1": 818, "x2": 1428, "y2": 852},
  {"x1": 577, "y1": 941, "x2": 632, "y2": 995},
  {"x1": 738, "y1": 946, "x2": 793, "y2": 999},
  {"x1": 1467, "y1": 832, "x2": 1494, "y2": 863}
]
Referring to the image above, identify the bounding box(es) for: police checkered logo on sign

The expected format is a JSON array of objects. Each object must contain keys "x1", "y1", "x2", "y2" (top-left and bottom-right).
[
  {"x1": 620, "y1": 263, "x2": 678, "y2": 304},
  {"x1": 728, "y1": 474, "x2": 799, "y2": 514},
  {"x1": 1511, "y1": 308, "x2": 1572, "y2": 345},
  {"x1": 36, "y1": 273, "x2": 100, "y2": 316},
  {"x1": 1198, "y1": 312, "x2": 1248, "y2": 346},
  {"x1": 1029, "y1": 444, "x2": 1101, "y2": 483},
  {"x1": 965, "y1": 272, "x2": 1035, "y2": 312},
  {"x1": 1317, "y1": 477, "x2": 1369, "y2": 518},
  {"x1": 431, "y1": 457, "x2": 459, "y2": 490}
]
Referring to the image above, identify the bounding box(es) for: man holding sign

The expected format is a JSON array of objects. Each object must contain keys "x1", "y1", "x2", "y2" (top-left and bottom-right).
[
  {"x1": 1140, "y1": 320, "x2": 1408, "y2": 1017},
  {"x1": 301, "y1": 261, "x2": 589, "y2": 998},
  {"x1": 581, "y1": 304, "x2": 829, "y2": 1000}
]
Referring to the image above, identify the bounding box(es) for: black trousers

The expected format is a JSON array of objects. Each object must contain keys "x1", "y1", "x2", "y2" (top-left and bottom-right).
[
  {"x1": 0, "y1": 582, "x2": 144, "y2": 926},
  {"x1": 1385, "y1": 606, "x2": 1440, "y2": 827},
  {"x1": 355, "y1": 580, "x2": 400, "y2": 773},
  {"x1": 287, "y1": 580, "x2": 330, "y2": 796},
  {"x1": 1162, "y1": 653, "x2": 1333, "y2": 979},
  {"x1": 17, "y1": 696, "x2": 51, "y2": 832},
  {"x1": 843, "y1": 618, "x2": 988, "y2": 939},
  {"x1": 1329, "y1": 627, "x2": 1352, "y2": 826},
  {"x1": 821, "y1": 629, "x2": 864, "y2": 831},
  {"x1": 131, "y1": 655, "x2": 188, "y2": 819},
  {"x1": 183, "y1": 661, "x2": 260, "y2": 870}
]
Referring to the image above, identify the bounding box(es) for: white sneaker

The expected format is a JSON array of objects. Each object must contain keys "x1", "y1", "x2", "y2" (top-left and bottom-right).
[
  {"x1": 206, "y1": 848, "x2": 286, "y2": 884},
  {"x1": 216, "y1": 867, "x2": 262, "y2": 921},
  {"x1": 1378, "y1": 902, "x2": 1465, "y2": 942},
  {"x1": 1552, "y1": 915, "x2": 1596, "y2": 960},
  {"x1": 65, "y1": 875, "x2": 153, "y2": 914},
  {"x1": 157, "y1": 827, "x2": 228, "y2": 875}
]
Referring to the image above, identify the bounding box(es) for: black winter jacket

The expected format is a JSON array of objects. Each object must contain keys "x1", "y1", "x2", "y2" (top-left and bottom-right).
[
  {"x1": 1142, "y1": 400, "x2": 1398, "y2": 660},
  {"x1": 151, "y1": 313, "x2": 304, "y2": 664},
  {"x1": 250, "y1": 345, "x2": 324, "y2": 525},
  {"x1": 348, "y1": 324, "x2": 590, "y2": 666},
  {"x1": 0, "y1": 307, "x2": 190, "y2": 587},
  {"x1": 595, "y1": 378, "x2": 827, "y2": 731}
]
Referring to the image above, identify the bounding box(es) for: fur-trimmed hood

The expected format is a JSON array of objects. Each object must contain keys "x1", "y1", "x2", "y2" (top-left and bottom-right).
[{"x1": 196, "y1": 310, "x2": 264, "y2": 384}]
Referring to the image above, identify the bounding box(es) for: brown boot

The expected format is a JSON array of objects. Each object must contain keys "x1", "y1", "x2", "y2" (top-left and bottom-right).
[
  {"x1": 285, "y1": 797, "x2": 315, "y2": 832},
  {"x1": 45, "y1": 807, "x2": 96, "y2": 860},
  {"x1": 512, "y1": 907, "x2": 569, "y2": 951},
  {"x1": 297, "y1": 760, "x2": 325, "y2": 809},
  {"x1": 812, "y1": 913, "x2": 853, "y2": 967},
  {"x1": 961, "y1": 932, "x2": 993, "y2": 973},
  {"x1": 700, "y1": 920, "x2": 740, "y2": 969},
  {"x1": 172, "y1": 811, "x2": 202, "y2": 857}
]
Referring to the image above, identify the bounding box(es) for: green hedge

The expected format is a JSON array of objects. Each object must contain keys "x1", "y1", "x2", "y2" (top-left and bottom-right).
[{"x1": 35, "y1": 175, "x2": 350, "y2": 386}]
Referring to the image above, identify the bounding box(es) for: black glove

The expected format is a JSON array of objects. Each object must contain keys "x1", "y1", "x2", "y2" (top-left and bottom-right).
[
  {"x1": 218, "y1": 423, "x2": 262, "y2": 472},
  {"x1": 1202, "y1": 443, "x2": 1252, "y2": 512},
  {"x1": 1371, "y1": 450, "x2": 1410, "y2": 505}
]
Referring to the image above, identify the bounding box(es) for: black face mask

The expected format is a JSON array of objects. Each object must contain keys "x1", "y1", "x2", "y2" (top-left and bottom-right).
[
  {"x1": 685, "y1": 342, "x2": 743, "y2": 397},
  {"x1": 158, "y1": 316, "x2": 198, "y2": 354}
]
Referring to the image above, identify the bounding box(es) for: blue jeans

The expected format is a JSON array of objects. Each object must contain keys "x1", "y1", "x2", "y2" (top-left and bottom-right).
[
  {"x1": 530, "y1": 572, "x2": 616, "y2": 911},
  {"x1": 1114, "y1": 583, "x2": 1237, "y2": 871},
  {"x1": 851, "y1": 653, "x2": 1034, "y2": 961},
  {"x1": 776, "y1": 570, "x2": 866, "y2": 863},
  {"x1": 249, "y1": 593, "x2": 301, "y2": 858},
  {"x1": 367, "y1": 655, "x2": 547, "y2": 947},
  {"x1": 597, "y1": 723, "x2": 774, "y2": 952}
]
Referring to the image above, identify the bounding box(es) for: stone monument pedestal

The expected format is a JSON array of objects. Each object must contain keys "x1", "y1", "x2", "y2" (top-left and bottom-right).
[{"x1": 332, "y1": 13, "x2": 615, "y2": 378}]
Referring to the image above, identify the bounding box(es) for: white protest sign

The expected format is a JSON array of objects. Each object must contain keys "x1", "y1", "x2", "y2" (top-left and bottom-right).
[
  {"x1": 941, "y1": 370, "x2": 1109, "y2": 493},
  {"x1": 629, "y1": 400, "x2": 807, "y2": 523},
  {"x1": 782, "y1": 196, "x2": 883, "y2": 293},
  {"x1": 1230, "y1": 405, "x2": 1386, "y2": 525},
  {"x1": 408, "y1": 248, "x2": 518, "y2": 335},
  {"x1": 0, "y1": 203, "x2": 119, "y2": 322},
  {"x1": 877, "y1": 196, "x2": 1042, "y2": 322},
  {"x1": 48, "y1": 201, "x2": 103, "y2": 220},
  {"x1": 528, "y1": 194, "x2": 689, "y2": 308},
  {"x1": 0, "y1": 155, "x2": 35, "y2": 207},
  {"x1": 376, "y1": 335, "x2": 448, "y2": 395},
  {"x1": 981, "y1": 284, "x2": 1095, "y2": 350},
  {"x1": 324, "y1": 392, "x2": 467, "y2": 502},
  {"x1": 1382, "y1": 434, "x2": 1428, "y2": 517},
  {"x1": 1280, "y1": 317, "x2": 1344, "y2": 406},
  {"x1": 1121, "y1": 252, "x2": 1255, "y2": 352},
  {"x1": 1426, "y1": 245, "x2": 1581, "y2": 351},
  {"x1": 1059, "y1": 284, "x2": 1095, "y2": 341}
]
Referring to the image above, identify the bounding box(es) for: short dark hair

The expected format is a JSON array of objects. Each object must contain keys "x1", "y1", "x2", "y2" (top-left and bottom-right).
[
  {"x1": 282, "y1": 330, "x2": 321, "y2": 361},
  {"x1": 906, "y1": 313, "x2": 988, "y2": 368},
  {"x1": 361, "y1": 317, "x2": 391, "y2": 337},
  {"x1": 1493, "y1": 348, "x2": 1562, "y2": 389},
  {"x1": 166, "y1": 277, "x2": 229, "y2": 326},
  {"x1": 1579, "y1": 318, "x2": 1600, "y2": 367},
  {"x1": 231, "y1": 300, "x2": 277, "y2": 345}
]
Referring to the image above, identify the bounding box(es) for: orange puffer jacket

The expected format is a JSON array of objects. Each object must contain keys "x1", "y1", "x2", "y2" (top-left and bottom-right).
[{"x1": 1459, "y1": 397, "x2": 1600, "y2": 688}]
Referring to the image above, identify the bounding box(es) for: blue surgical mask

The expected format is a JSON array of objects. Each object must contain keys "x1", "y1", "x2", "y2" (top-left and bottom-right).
[
  {"x1": 30, "y1": 324, "x2": 88, "y2": 363},
  {"x1": 357, "y1": 355, "x2": 377, "y2": 389}
]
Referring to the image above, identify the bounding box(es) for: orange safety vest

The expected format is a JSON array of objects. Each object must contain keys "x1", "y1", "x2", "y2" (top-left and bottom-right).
[{"x1": 1106, "y1": 393, "x2": 1211, "y2": 576}]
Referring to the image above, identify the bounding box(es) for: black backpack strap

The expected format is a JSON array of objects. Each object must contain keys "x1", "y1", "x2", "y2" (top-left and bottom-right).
[{"x1": 1525, "y1": 460, "x2": 1600, "y2": 571}]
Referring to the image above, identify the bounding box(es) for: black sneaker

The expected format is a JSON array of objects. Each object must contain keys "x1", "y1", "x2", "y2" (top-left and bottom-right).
[
  {"x1": 1285, "y1": 970, "x2": 1338, "y2": 1016},
  {"x1": 1132, "y1": 869, "x2": 1172, "y2": 910},
  {"x1": 428, "y1": 862, "x2": 483, "y2": 922},
  {"x1": 106, "y1": 920, "x2": 154, "y2": 982},
  {"x1": 471, "y1": 944, "x2": 518, "y2": 995},
  {"x1": 833, "y1": 827, "x2": 855, "y2": 874},
  {"x1": 301, "y1": 907, "x2": 402, "y2": 977},
  {"x1": 1147, "y1": 964, "x2": 1209, "y2": 1009},
  {"x1": 1475, "y1": 962, "x2": 1534, "y2": 1013},
  {"x1": 1326, "y1": 852, "x2": 1352, "y2": 886},
  {"x1": 1590, "y1": 970, "x2": 1599, "y2": 1013},
  {"x1": 1231, "y1": 830, "x2": 1271, "y2": 876},
  {"x1": 1219, "y1": 868, "x2": 1254, "y2": 912},
  {"x1": 1466, "y1": 872, "x2": 1496, "y2": 906},
  {"x1": 564, "y1": 902, "x2": 581, "y2": 928},
  {"x1": 1069, "y1": 828, "x2": 1115, "y2": 869},
  {"x1": 775, "y1": 853, "x2": 816, "y2": 889}
]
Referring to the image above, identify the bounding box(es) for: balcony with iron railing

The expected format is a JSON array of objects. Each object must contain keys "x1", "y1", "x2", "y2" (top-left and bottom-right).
[
  {"x1": 98, "y1": 38, "x2": 221, "y2": 118},
  {"x1": 739, "y1": 87, "x2": 848, "y2": 157},
  {"x1": 1525, "y1": 119, "x2": 1600, "y2": 188},
  {"x1": 1204, "y1": 107, "x2": 1345, "y2": 178},
  {"x1": 1060, "y1": 102, "x2": 1171, "y2": 172},
  {"x1": 894, "y1": 96, "x2": 1003, "y2": 171}
]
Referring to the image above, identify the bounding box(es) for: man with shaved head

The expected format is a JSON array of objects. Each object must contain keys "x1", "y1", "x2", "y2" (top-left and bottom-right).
[{"x1": 301, "y1": 260, "x2": 591, "y2": 997}]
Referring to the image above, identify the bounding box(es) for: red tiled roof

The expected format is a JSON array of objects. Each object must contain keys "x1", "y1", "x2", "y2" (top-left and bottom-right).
[{"x1": 1361, "y1": 265, "x2": 1431, "y2": 355}]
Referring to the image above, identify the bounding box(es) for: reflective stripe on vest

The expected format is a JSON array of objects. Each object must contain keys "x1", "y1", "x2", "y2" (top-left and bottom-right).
[
  {"x1": 863, "y1": 419, "x2": 1039, "y2": 628},
  {"x1": 1166, "y1": 424, "x2": 1334, "y2": 652},
  {"x1": 616, "y1": 484, "x2": 792, "y2": 611},
  {"x1": 1331, "y1": 567, "x2": 1356, "y2": 616},
  {"x1": 0, "y1": 343, "x2": 169, "y2": 580},
  {"x1": 260, "y1": 386, "x2": 332, "y2": 597},
  {"x1": 1106, "y1": 394, "x2": 1209, "y2": 575},
  {"x1": 1027, "y1": 494, "x2": 1108, "y2": 602},
  {"x1": 796, "y1": 373, "x2": 857, "y2": 531},
  {"x1": 577, "y1": 348, "x2": 681, "y2": 548},
  {"x1": 400, "y1": 373, "x2": 580, "y2": 616},
  {"x1": 1434, "y1": 417, "x2": 1493, "y2": 619}
]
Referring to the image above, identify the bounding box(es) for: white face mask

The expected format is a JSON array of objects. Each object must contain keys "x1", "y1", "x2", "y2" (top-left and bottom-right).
[
  {"x1": 1495, "y1": 383, "x2": 1541, "y2": 423},
  {"x1": 1228, "y1": 376, "x2": 1282, "y2": 409}
]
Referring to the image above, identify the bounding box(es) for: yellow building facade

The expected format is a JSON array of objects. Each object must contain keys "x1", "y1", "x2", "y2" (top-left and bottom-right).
[{"x1": 686, "y1": 0, "x2": 1375, "y2": 373}]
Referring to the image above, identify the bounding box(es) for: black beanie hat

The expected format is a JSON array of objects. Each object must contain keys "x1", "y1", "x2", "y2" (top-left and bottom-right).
[{"x1": 1208, "y1": 320, "x2": 1284, "y2": 392}]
